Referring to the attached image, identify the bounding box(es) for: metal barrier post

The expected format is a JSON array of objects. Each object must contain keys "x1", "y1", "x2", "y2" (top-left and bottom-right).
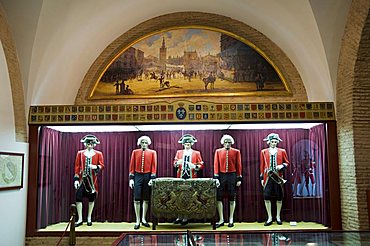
[{"x1": 69, "y1": 204, "x2": 76, "y2": 245}]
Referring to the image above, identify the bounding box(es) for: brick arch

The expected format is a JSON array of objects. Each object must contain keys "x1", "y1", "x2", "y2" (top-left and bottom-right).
[
  {"x1": 336, "y1": 0, "x2": 370, "y2": 230},
  {"x1": 0, "y1": 5, "x2": 27, "y2": 142},
  {"x1": 75, "y1": 12, "x2": 307, "y2": 104}
]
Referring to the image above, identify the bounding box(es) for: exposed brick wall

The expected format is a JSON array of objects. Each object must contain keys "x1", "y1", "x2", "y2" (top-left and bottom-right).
[
  {"x1": 336, "y1": 0, "x2": 370, "y2": 230},
  {"x1": 0, "y1": 4, "x2": 27, "y2": 142},
  {"x1": 75, "y1": 12, "x2": 307, "y2": 105},
  {"x1": 353, "y1": 7, "x2": 370, "y2": 230}
]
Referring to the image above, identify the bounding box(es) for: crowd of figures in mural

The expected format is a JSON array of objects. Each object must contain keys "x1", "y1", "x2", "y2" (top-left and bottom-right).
[{"x1": 93, "y1": 29, "x2": 286, "y2": 97}]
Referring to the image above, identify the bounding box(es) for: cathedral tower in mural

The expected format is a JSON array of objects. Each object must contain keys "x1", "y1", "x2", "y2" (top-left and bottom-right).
[{"x1": 159, "y1": 37, "x2": 167, "y2": 71}]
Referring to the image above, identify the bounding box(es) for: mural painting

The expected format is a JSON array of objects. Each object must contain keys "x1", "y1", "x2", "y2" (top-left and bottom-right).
[{"x1": 91, "y1": 28, "x2": 288, "y2": 99}]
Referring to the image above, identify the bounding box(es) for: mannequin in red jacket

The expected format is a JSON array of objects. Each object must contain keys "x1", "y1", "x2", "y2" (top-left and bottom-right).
[
  {"x1": 129, "y1": 135, "x2": 157, "y2": 229},
  {"x1": 260, "y1": 133, "x2": 289, "y2": 226},
  {"x1": 173, "y1": 134, "x2": 204, "y2": 179},
  {"x1": 214, "y1": 134, "x2": 242, "y2": 228},
  {"x1": 173, "y1": 134, "x2": 204, "y2": 225},
  {"x1": 74, "y1": 135, "x2": 104, "y2": 227},
  {"x1": 301, "y1": 150, "x2": 316, "y2": 196}
]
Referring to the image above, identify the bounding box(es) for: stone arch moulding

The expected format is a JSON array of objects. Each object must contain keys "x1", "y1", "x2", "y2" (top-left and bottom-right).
[
  {"x1": 0, "y1": 4, "x2": 27, "y2": 142},
  {"x1": 335, "y1": 0, "x2": 370, "y2": 230},
  {"x1": 75, "y1": 12, "x2": 307, "y2": 105}
]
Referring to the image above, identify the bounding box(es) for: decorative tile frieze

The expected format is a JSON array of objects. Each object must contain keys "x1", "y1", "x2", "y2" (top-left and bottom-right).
[{"x1": 29, "y1": 101, "x2": 335, "y2": 124}]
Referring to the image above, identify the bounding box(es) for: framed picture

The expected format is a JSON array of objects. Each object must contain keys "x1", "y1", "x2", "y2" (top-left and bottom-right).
[
  {"x1": 0, "y1": 152, "x2": 24, "y2": 190},
  {"x1": 90, "y1": 27, "x2": 290, "y2": 100}
]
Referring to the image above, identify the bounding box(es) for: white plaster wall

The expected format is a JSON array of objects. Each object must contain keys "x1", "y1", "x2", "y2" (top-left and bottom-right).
[
  {"x1": 310, "y1": 0, "x2": 352, "y2": 102},
  {"x1": 0, "y1": 41, "x2": 28, "y2": 246},
  {"x1": 22, "y1": 0, "x2": 351, "y2": 105}
]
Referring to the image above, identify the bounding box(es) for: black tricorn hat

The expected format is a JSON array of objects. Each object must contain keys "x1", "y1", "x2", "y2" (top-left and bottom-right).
[
  {"x1": 80, "y1": 135, "x2": 100, "y2": 145},
  {"x1": 263, "y1": 133, "x2": 282, "y2": 143},
  {"x1": 178, "y1": 134, "x2": 197, "y2": 144}
]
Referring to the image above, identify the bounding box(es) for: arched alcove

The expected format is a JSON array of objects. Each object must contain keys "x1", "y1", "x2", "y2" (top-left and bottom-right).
[
  {"x1": 76, "y1": 12, "x2": 307, "y2": 105},
  {"x1": 336, "y1": 0, "x2": 370, "y2": 230}
]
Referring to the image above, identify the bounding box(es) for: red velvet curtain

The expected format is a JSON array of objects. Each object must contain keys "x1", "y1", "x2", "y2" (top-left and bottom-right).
[{"x1": 37, "y1": 125, "x2": 328, "y2": 229}]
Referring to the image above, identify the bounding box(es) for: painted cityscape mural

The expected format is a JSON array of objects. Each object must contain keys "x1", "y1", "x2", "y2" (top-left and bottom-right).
[{"x1": 91, "y1": 28, "x2": 287, "y2": 99}]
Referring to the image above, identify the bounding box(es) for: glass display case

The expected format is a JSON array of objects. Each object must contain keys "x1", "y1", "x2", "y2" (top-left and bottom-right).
[
  {"x1": 25, "y1": 99, "x2": 340, "y2": 236},
  {"x1": 29, "y1": 122, "x2": 333, "y2": 232},
  {"x1": 113, "y1": 231, "x2": 370, "y2": 245}
]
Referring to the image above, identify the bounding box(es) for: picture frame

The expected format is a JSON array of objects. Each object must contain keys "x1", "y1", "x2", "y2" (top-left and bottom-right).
[
  {"x1": 90, "y1": 27, "x2": 291, "y2": 100},
  {"x1": 0, "y1": 152, "x2": 24, "y2": 190}
]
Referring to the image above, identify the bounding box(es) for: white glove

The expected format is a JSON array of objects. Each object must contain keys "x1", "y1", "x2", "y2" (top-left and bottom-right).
[
  {"x1": 215, "y1": 179, "x2": 220, "y2": 188},
  {"x1": 261, "y1": 180, "x2": 264, "y2": 186},
  {"x1": 90, "y1": 164, "x2": 98, "y2": 170},
  {"x1": 188, "y1": 163, "x2": 196, "y2": 169},
  {"x1": 129, "y1": 179, "x2": 134, "y2": 189},
  {"x1": 175, "y1": 159, "x2": 183, "y2": 167},
  {"x1": 236, "y1": 181, "x2": 241, "y2": 187},
  {"x1": 74, "y1": 180, "x2": 79, "y2": 189},
  {"x1": 276, "y1": 164, "x2": 284, "y2": 171},
  {"x1": 148, "y1": 179, "x2": 153, "y2": 186}
]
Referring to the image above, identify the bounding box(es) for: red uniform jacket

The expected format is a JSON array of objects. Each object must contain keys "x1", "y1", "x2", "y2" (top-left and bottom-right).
[
  {"x1": 74, "y1": 149, "x2": 104, "y2": 193},
  {"x1": 260, "y1": 148, "x2": 289, "y2": 187},
  {"x1": 214, "y1": 147, "x2": 242, "y2": 178},
  {"x1": 301, "y1": 157, "x2": 316, "y2": 183},
  {"x1": 129, "y1": 148, "x2": 157, "y2": 179},
  {"x1": 173, "y1": 149, "x2": 203, "y2": 178}
]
